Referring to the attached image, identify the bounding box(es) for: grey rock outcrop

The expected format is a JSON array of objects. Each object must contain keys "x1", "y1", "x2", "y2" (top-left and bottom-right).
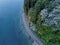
[{"x1": 40, "y1": 0, "x2": 60, "y2": 30}]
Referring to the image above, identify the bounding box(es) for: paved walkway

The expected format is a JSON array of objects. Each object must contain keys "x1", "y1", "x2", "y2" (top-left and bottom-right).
[{"x1": 22, "y1": 12, "x2": 44, "y2": 45}]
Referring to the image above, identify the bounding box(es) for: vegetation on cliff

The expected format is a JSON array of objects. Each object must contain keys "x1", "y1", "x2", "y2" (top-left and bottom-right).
[{"x1": 24, "y1": 0, "x2": 60, "y2": 45}]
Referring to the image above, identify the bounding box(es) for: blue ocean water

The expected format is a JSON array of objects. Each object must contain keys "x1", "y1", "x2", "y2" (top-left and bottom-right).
[{"x1": 0, "y1": 0, "x2": 33, "y2": 45}]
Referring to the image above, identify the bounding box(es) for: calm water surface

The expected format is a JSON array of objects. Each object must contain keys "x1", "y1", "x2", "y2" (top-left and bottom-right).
[{"x1": 0, "y1": 0, "x2": 33, "y2": 45}]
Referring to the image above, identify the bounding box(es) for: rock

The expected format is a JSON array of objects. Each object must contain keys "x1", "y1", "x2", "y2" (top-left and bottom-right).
[
  {"x1": 40, "y1": 9, "x2": 48, "y2": 20},
  {"x1": 40, "y1": 1, "x2": 60, "y2": 30},
  {"x1": 30, "y1": 22, "x2": 36, "y2": 31}
]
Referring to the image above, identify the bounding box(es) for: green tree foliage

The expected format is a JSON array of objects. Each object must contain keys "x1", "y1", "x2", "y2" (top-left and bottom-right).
[
  {"x1": 24, "y1": 0, "x2": 60, "y2": 45},
  {"x1": 24, "y1": 0, "x2": 37, "y2": 15}
]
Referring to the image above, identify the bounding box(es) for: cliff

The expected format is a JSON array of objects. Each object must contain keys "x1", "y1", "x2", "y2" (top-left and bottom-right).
[{"x1": 24, "y1": 0, "x2": 60, "y2": 45}]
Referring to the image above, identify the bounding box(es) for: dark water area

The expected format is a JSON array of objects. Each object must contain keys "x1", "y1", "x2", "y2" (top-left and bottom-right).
[{"x1": 0, "y1": 0, "x2": 33, "y2": 45}]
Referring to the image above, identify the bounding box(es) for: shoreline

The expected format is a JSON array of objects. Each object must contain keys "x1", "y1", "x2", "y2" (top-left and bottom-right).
[{"x1": 21, "y1": 11, "x2": 44, "y2": 45}]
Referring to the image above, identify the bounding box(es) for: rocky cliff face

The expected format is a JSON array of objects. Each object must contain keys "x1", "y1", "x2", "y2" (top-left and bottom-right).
[
  {"x1": 24, "y1": 0, "x2": 60, "y2": 45},
  {"x1": 40, "y1": 0, "x2": 60, "y2": 31}
]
